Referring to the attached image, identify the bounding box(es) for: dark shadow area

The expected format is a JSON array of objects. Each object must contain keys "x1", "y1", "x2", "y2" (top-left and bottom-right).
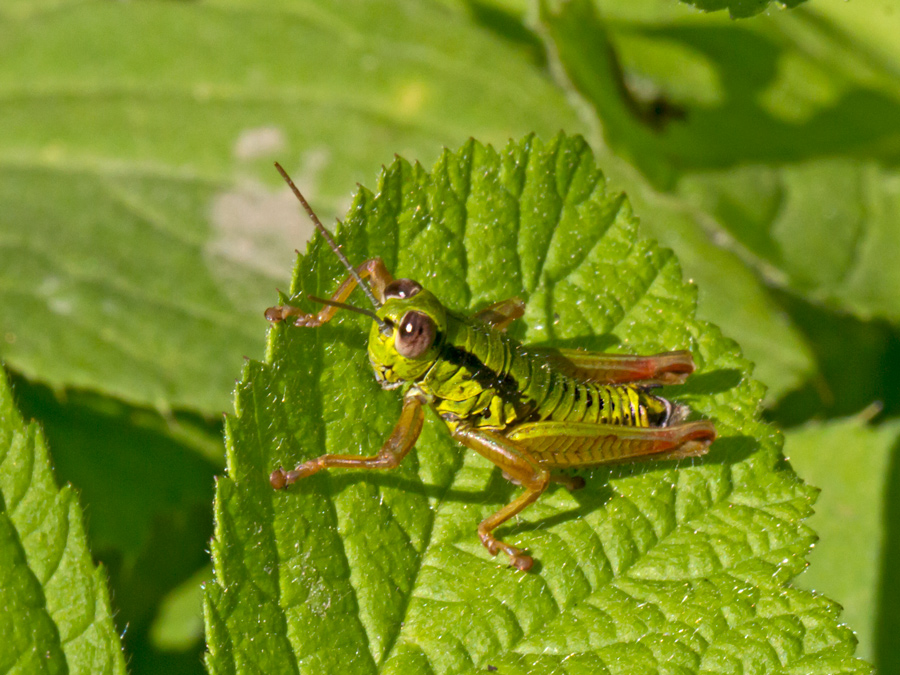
[
  {"x1": 326, "y1": 465, "x2": 516, "y2": 505},
  {"x1": 121, "y1": 646, "x2": 207, "y2": 675},
  {"x1": 608, "y1": 37, "x2": 687, "y2": 131},
  {"x1": 639, "y1": 22, "x2": 900, "y2": 169},
  {"x1": 875, "y1": 435, "x2": 900, "y2": 673},
  {"x1": 528, "y1": 333, "x2": 623, "y2": 353},
  {"x1": 503, "y1": 481, "x2": 617, "y2": 541},
  {"x1": 103, "y1": 509, "x2": 211, "y2": 675},
  {"x1": 624, "y1": 92, "x2": 686, "y2": 131},
  {"x1": 9, "y1": 372, "x2": 220, "y2": 675},
  {"x1": 766, "y1": 290, "x2": 900, "y2": 427},
  {"x1": 575, "y1": 17, "x2": 900, "y2": 186}
]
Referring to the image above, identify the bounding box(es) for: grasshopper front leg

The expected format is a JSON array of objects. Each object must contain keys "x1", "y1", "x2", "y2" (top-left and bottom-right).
[
  {"x1": 265, "y1": 257, "x2": 394, "y2": 326},
  {"x1": 270, "y1": 395, "x2": 424, "y2": 489}
]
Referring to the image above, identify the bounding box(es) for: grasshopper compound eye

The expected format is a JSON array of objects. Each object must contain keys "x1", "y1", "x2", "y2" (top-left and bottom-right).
[
  {"x1": 395, "y1": 310, "x2": 436, "y2": 358},
  {"x1": 384, "y1": 278, "x2": 423, "y2": 299}
]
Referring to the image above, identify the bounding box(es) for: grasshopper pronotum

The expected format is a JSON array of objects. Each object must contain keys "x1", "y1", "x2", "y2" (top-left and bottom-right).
[{"x1": 267, "y1": 163, "x2": 716, "y2": 571}]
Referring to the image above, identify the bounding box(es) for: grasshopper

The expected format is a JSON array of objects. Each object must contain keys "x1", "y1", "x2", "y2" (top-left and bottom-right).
[{"x1": 267, "y1": 163, "x2": 716, "y2": 571}]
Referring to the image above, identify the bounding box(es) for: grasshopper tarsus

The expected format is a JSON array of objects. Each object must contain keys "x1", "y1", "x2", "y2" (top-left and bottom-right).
[
  {"x1": 265, "y1": 303, "x2": 326, "y2": 328},
  {"x1": 292, "y1": 315, "x2": 323, "y2": 328},
  {"x1": 270, "y1": 468, "x2": 287, "y2": 490},
  {"x1": 270, "y1": 465, "x2": 314, "y2": 489},
  {"x1": 265, "y1": 305, "x2": 297, "y2": 323},
  {"x1": 481, "y1": 531, "x2": 534, "y2": 571},
  {"x1": 513, "y1": 555, "x2": 534, "y2": 572}
]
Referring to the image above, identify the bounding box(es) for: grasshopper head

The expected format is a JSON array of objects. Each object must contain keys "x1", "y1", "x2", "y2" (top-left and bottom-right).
[{"x1": 368, "y1": 279, "x2": 446, "y2": 389}]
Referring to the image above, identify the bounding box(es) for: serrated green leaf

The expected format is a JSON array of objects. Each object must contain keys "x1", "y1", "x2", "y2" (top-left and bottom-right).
[
  {"x1": 0, "y1": 0, "x2": 586, "y2": 414},
  {"x1": 8, "y1": 372, "x2": 219, "y2": 670},
  {"x1": 204, "y1": 135, "x2": 868, "y2": 673},
  {"x1": 0, "y1": 368, "x2": 126, "y2": 674}
]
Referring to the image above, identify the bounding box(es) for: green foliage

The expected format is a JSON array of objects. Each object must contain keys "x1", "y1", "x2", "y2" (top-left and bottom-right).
[
  {"x1": 204, "y1": 135, "x2": 865, "y2": 673},
  {"x1": 8, "y1": 374, "x2": 220, "y2": 673},
  {"x1": 683, "y1": 0, "x2": 807, "y2": 19},
  {"x1": 786, "y1": 418, "x2": 900, "y2": 667},
  {"x1": 1, "y1": 0, "x2": 897, "y2": 672},
  {"x1": 0, "y1": 0, "x2": 582, "y2": 413},
  {"x1": 0, "y1": 369, "x2": 126, "y2": 674}
]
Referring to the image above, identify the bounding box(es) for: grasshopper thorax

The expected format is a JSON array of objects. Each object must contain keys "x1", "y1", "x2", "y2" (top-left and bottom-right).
[{"x1": 368, "y1": 279, "x2": 446, "y2": 389}]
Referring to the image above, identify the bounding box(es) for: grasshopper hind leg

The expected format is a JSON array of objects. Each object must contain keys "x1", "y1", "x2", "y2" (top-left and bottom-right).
[
  {"x1": 452, "y1": 420, "x2": 715, "y2": 571},
  {"x1": 452, "y1": 424, "x2": 553, "y2": 571}
]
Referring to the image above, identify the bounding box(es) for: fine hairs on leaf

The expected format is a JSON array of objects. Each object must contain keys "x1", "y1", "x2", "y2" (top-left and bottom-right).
[{"x1": 203, "y1": 134, "x2": 869, "y2": 674}]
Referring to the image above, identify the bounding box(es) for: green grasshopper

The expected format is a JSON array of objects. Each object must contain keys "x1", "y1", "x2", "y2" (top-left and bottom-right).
[{"x1": 267, "y1": 163, "x2": 716, "y2": 571}]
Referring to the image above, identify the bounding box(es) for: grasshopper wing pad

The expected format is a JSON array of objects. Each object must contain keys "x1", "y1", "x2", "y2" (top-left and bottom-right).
[
  {"x1": 506, "y1": 420, "x2": 715, "y2": 469},
  {"x1": 474, "y1": 297, "x2": 526, "y2": 332},
  {"x1": 528, "y1": 348, "x2": 696, "y2": 385}
]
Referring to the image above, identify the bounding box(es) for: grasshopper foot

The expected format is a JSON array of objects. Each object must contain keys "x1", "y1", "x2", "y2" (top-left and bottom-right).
[
  {"x1": 264, "y1": 305, "x2": 322, "y2": 327},
  {"x1": 270, "y1": 459, "x2": 323, "y2": 489},
  {"x1": 264, "y1": 305, "x2": 291, "y2": 322},
  {"x1": 511, "y1": 553, "x2": 534, "y2": 572},
  {"x1": 270, "y1": 468, "x2": 287, "y2": 489},
  {"x1": 480, "y1": 531, "x2": 534, "y2": 572}
]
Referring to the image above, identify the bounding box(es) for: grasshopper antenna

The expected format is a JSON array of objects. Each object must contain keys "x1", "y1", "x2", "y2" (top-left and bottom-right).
[{"x1": 274, "y1": 162, "x2": 382, "y2": 309}]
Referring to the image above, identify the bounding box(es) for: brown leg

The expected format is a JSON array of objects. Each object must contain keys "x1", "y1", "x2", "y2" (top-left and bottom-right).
[
  {"x1": 265, "y1": 258, "x2": 394, "y2": 325},
  {"x1": 534, "y1": 348, "x2": 697, "y2": 385},
  {"x1": 506, "y1": 419, "x2": 716, "y2": 466},
  {"x1": 270, "y1": 395, "x2": 423, "y2": 489},
  {"x1": 451, "y1": 424, "x2": 550, "y2": 571}
]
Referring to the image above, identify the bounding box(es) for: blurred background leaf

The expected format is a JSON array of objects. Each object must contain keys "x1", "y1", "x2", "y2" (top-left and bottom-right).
[
  {"x1": 786, "y1": 418, "x2": 900, "y2": 669},
  {"x1": 1, "y1": 0, "x2": 897, "y2": 672}
]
